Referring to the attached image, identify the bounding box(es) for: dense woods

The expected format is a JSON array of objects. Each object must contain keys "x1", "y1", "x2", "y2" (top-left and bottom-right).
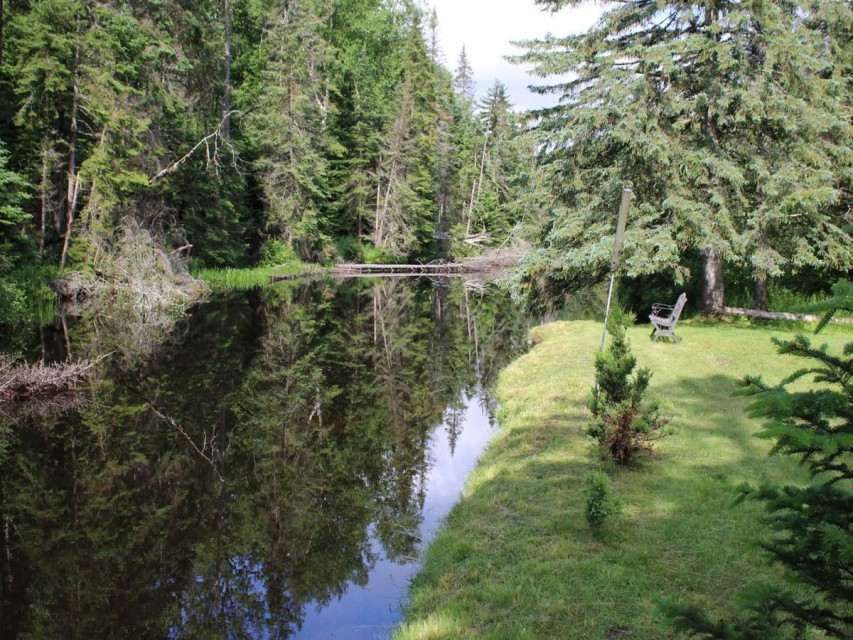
[
  {"x1": 1, "y1": 0, "x2": 849, "y2": 319},
  {"x1": 0, "y1": 0, "x2": 541, "y2": 278}
]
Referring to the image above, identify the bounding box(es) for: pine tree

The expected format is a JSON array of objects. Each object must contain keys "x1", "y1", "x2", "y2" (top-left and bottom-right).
[
  {"x1": 519, "y1": 0, "x2": 852, "y2": 312},
  {"x1": 453, "y1": 44, "x2": 475, "y2": 103},
  {"x1": 244, "y1": 0, "x2": 333, "y2": 261},
  {"x1": 324, "y1": 0, "x2": 408, "y2": 244},
  {"x1": 588, "y1": 309, "x2": 668, "y2": 464},
  {"x1": 0, "y1": 138, "x2": 30, "y2": 267},
  {"x1": 373, "y1": 13, "x2": 440, "y2": 258}
]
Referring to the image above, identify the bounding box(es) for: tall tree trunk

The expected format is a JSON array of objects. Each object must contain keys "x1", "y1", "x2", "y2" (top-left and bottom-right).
[
  {"x1": 39, "y1": 136, "x2": 51, "y2": 257},
  {"x1": 222, "y1": 0, "x2": 232, "y2": 140},
  {"x1": 700, "y1": 247, "x2": 725, "y2": 313},
  {"x1": 60, "y1": 37, "x2": 81, "y2": 269},
  {"x1": 752, "y1": 271, "x2": 769, "y2": 310},
  {"x1": 0, "y1": 0, "x2": 4, "y2": 76}
]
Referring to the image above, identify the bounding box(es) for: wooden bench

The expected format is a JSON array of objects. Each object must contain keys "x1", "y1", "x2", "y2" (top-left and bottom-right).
[{"x1": 649, "y1": 293, "x2": 687, "y2": 344}]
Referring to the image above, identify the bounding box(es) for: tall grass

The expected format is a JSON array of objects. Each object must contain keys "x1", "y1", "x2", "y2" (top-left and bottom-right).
[{"x1": 193, "y1": 263, "x2": 326, "y2": 291}]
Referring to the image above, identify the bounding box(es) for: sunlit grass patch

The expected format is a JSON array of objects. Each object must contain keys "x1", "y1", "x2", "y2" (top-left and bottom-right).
[
  {"x1": 397, "y1": 320, "x2": 852, "y2": 639},
  {"x1": 192, "y1": 263, "x2": 326, "y2": 290}
]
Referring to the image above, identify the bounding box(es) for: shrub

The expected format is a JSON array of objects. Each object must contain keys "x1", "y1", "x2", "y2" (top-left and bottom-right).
[
  {"x1": 583, "y1": 470, "x2": 621, "y2": 530},
  {"x1": 588, "y1": 310, "x2": 669, "y2": 464},
  {"x1": 258, "y1": 239, "x2": 299, "y2": 267}
]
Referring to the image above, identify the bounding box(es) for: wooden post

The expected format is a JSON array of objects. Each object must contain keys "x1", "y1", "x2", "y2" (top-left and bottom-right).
[{"x1": 600, "y1": 188, "x2": 632, "y2": 351}]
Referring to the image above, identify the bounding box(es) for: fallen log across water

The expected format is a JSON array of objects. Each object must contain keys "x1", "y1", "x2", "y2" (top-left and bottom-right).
[
  {"x1": 719, "y1": 306, "x2": 853, "y2": 324},
  {"x1": 330, "y1": 262, "x2": 467, "y2": 276}
]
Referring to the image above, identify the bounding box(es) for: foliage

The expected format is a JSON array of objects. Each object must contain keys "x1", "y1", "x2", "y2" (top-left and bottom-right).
[
  {"x1": 583, "y1": 470, "x2": 621, "y2": 530},
  {"x1": 662, "y1": 282, "x2": 853, "y2": 638},
  {"x1": 0, "y1": 0, "x2": 538, "y2": 284},
  {"x1": 588, "y1": 310, "x2": 669, "y2": 464},
  {"x1": 0, "y1": 266, "x2": 58, "y2": 355},
  {"x1": 518, "y1": 0, "x2": 853, "y2": 312},
  {"x1": 257, "y1": 239, "x2": 300, "y2": 268},
  {"x1": 0, "y1": 139, "x2": 30, "y2": 268}
]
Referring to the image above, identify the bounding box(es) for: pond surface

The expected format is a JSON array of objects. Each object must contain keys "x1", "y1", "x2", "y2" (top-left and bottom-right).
[{"x1": 0, "y1": 277, "x2": 532, "y2": 639}]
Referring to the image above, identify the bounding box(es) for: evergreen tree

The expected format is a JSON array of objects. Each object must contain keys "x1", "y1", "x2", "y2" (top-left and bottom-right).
[
  {"x1": 325, "y1": 0, "x2": 407, "y2": 244},
  {"x1": 373, "y1": 14, "x2": 440, "y2": 258},
  {"x1": 519, "y1": 0, "x2": 852, "y2": 312},
  {"x1": 244, "y1": 0, "x2": 332, "y2": 261},
  {"x1": 588, "y1": 309, "x2": 668, "y2": 464},
  {"x1": 0, "y1": 138, "x2": 29, "y2": 267},
  {"x1": 453, "y1": 44, "x2": 475, "y2": 103}
]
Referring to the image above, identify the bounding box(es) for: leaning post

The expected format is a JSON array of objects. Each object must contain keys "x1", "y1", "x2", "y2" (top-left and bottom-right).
[{"x1": 600, "y1": 188, "x2": 632, "y2": 351}]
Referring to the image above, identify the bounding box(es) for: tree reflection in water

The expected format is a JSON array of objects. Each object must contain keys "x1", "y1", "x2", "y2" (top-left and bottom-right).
[{"x1": 0, "y1": 277, "x2": 531, "y2": 638}]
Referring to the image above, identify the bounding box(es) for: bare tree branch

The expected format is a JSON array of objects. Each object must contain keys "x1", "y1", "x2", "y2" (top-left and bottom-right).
[
  {"x1": 149, "y1": 111, "x2": 240, "y2": 183},
  {"x1": 147, "y1": 402, "x2": 225, "y2": 484}
]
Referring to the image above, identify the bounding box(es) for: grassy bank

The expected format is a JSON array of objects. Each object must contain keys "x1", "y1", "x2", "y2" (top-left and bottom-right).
[{"x1": 396, "y1": 320, "x2": 852, "y2": 639}]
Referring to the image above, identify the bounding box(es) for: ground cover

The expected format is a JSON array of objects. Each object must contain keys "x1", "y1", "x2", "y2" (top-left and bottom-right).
[
  {"x1": 193, "y1": 263, "x2": 327, "y2": 290},
  {"x1": 396, "y1": 319, "x2": 852, "y2": 639}
]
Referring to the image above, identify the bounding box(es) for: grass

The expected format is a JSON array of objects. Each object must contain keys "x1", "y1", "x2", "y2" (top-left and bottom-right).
[
  {"x1": 192, "y1": 262, "x2": 327, "y2": 290},
  {"x1": 395, "y1": 319, "x2": 852, "y2": 639}
]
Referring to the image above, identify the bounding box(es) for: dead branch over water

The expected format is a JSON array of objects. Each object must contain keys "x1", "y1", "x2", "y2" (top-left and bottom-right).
[{"x1": 325, "y1": 245, "x2": 528, "y2": 279}]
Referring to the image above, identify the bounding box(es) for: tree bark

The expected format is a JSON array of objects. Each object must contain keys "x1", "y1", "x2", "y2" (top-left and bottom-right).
[
  {"x1": 751, "y1": 271, "x2": 769, "y2": 310},
  {"x1": 60, "y1": 35, "x2": 82, "y2": 269},
  {"x1": 222, "y1": 0, "x2": 232, "y2": 140},
  {"x1": 700, "y1": 247, "x2": 724, "y2": 313},
  {"x1": 39, "y1": 136, "x2": 51, "y2": 257}
]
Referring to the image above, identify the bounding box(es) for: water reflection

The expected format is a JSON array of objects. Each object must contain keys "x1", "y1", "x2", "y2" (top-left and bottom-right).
[{"x1": 0, "y1": 278, "x2": 531, "y2": 639}]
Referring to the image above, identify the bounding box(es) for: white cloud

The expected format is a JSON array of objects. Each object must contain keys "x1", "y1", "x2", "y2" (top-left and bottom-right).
[{"x1": 429, "y1": 0, "x2": 603, "y2": 110}]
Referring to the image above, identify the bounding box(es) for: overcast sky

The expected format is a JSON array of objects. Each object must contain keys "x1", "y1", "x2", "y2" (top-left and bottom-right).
[{"x1": 429, "y1": 0, "x2": 603, "y2": 110}]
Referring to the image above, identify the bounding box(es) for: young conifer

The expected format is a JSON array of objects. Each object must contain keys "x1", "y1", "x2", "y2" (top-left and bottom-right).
[{"x1": 588, "y1": 308, "x2": 668, "y2": 464}]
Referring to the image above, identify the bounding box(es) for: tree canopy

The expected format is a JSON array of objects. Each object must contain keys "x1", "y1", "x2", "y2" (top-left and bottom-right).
[{"x1": 518, "y1": 0, "x2": 852, "y2": 312}]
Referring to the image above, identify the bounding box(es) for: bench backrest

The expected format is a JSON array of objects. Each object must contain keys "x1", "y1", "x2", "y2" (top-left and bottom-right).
[{"x1": 672, "y1": 293, "x2": 687, "y2": 321}]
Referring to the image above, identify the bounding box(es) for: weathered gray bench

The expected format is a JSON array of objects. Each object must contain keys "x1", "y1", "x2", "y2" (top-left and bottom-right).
[{"x1": 649, "y1": 293, "x2": 687, "y2": 344}]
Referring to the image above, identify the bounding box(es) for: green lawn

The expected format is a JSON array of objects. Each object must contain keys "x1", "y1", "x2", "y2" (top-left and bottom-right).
[{"x1": 396, "y1": 319, "x2": 852, "y2": 639}]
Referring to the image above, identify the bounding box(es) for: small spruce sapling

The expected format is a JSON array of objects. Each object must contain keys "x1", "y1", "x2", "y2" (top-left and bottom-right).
[
  {"x1": 583, "y1": 470, "x2": 621, "y2": 530},
  {"x1": 588, "y1": 308, "x2": 669, "y2": 464}
]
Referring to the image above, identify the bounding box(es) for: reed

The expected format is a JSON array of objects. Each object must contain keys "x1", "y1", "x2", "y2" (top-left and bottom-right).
[{"x1": 193, "y1": 263, "x2": 326, "y2": 290}]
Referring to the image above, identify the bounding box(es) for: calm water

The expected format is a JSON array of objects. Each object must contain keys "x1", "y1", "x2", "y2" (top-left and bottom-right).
[{"x1": 0, "y1": 277, "x2": 531, "y2": 639}]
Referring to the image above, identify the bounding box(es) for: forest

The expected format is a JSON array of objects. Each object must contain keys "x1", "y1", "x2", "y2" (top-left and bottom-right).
[
  {"x1": 0, "y1": 1, "x2": 852, "y2": 638},
  {"x1": 0, "y1": 0, "x2": 547, "y2": 329},
  {"x1": 1, "y1": 0, "x2": 850, "y2": 323}
]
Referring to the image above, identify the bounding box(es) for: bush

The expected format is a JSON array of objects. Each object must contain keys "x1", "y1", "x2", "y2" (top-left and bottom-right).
[
  {"x1": 258, "y1": 239, "x2": 299, "y2": 267},
  {"x1": 583, "y1": 470, "x2": 621, "y2": 530},
  {"x1": 588, "y1": 309, "x2": 669, "y2": 464}
]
